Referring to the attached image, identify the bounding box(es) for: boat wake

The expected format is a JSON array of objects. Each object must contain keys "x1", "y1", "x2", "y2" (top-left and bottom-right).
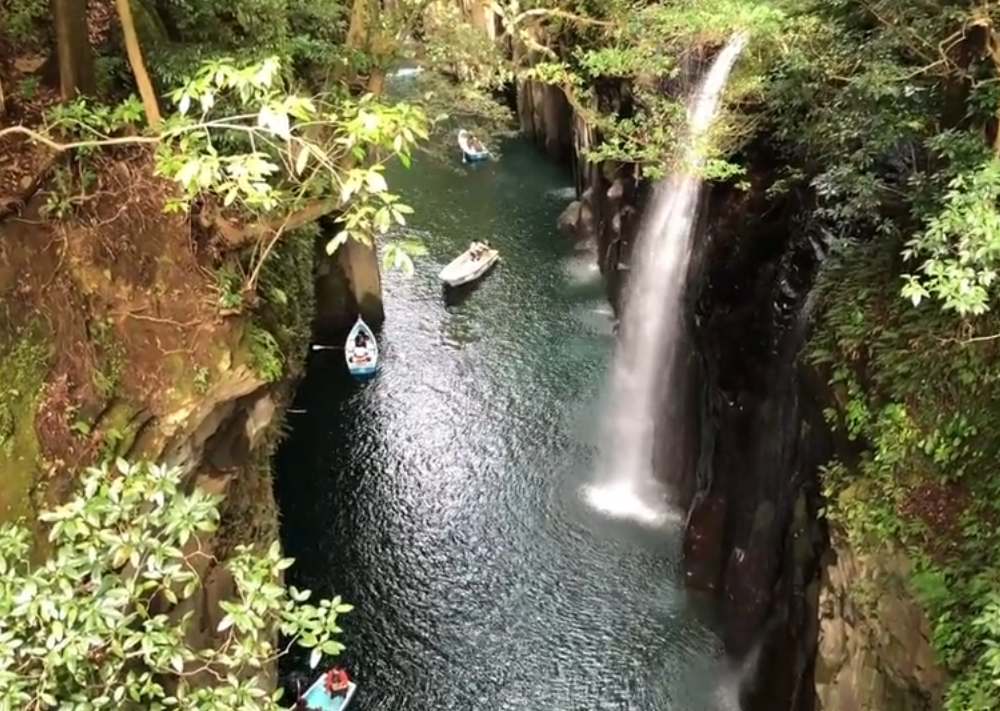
[{"x1": 582, "y1": 481, "x2": 680, "y2": 527}]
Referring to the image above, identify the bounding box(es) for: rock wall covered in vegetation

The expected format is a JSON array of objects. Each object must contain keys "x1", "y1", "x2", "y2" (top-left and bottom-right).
[
  {"x1": 515, "y1": 70, "x2": 957, "y2": 711},
  {"x1": 0, "y1": 141, "x2": 318, "y2": 667}
]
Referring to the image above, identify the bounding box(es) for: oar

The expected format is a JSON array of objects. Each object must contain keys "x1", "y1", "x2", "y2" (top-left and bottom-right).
[{"x1": 310, "y1": 344, "x2": 344, "y2": 351}]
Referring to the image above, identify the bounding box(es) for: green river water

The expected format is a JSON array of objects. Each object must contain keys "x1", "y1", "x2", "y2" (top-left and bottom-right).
[{"x1": 274, "y1": 137, "x2": 735, "y2": 711}]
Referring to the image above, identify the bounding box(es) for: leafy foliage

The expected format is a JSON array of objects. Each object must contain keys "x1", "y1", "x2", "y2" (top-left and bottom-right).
[
  {"x1": 808, "y1": 244, "x2": 1000, "y2": 710},
  {"x1": 519, "y1": 0, "x2": 790, "y2": 177},
  {"x1": 0, "y1": 459, "x2": 352, "y2": 711},
  {"x1": 746, "y1": 0, "x2": 1000, "y2": 706}
]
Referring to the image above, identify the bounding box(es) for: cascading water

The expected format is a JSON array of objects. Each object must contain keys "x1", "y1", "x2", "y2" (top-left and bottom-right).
[{"x1": 587, "y1": 34, "x2": 748, "y2": 525}]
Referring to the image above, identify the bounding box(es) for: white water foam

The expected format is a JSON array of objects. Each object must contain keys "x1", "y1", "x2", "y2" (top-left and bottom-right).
[
  {"x1": 562, "y1": 254, "x2": 602, "y2": 285},
  {"x1": 548, "y1": 186, "x2": 579, "y2": 200},
  {"x1": 588, "y1": 34, "x2": 748, "y2": 525}
]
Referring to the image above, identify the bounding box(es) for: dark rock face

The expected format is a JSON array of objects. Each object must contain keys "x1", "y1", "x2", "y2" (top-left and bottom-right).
[
  {"x1": 515, "y1": 80, "x2": 646, "y2": 309},
  {"x1": 313, "y1": 218, "x2": 384, "y2": 339},
  {"x1": 686, "y1": 175, "x2": 830, "y2": 711},
  {"x1": 517, "y1": 77, "x2": 831, "y2": 711}
]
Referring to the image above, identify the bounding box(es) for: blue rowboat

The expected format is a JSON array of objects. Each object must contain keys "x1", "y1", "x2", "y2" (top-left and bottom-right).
[
  {"x1": 458, "y1": 129, "x2": 490, "y2": 163},
  {"x1": 294, "y1": 670, "x2": 357, "y2": 711},
  {"x1": 344, "y1": 316, "x2": 378, "y2": 378}
]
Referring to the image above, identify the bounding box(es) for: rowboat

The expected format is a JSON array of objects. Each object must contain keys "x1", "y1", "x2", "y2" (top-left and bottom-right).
[
  {"x1": 438, "y1": 242, "x2": 500, "y2": 287},
  {"x1": 344, "y1": 316, "x2": 378, "y2": 378},
  {"x1": 293, "y1": 669, "x2": 357, "y2": 711},
  {"x1": 458, "y1": 129, "x2": 490, "y2": 163}
]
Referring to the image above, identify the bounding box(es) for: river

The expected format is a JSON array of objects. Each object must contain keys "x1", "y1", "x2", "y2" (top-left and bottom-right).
[{"x1": 274, "y1": 138, "x2": 731, "y2": 711}]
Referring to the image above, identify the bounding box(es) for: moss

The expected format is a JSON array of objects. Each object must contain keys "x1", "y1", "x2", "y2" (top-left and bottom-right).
[
  {"x1": 87, "y1": 316, "x2": 126, "y2": 398},
  {"x1": 0, "y1": 326, "x2": 54, "y2": 524},
  {"x1": 239, "y1": 325, "x2": 281, "y2": 383},
  {"x1": 213, "y1": 446, "x2": 280, "y2": 560},
  {"x1": 252, "y1": 225, "x2": 317, "y2": 380},
  {"x1": 94, "y1": 399, "x2": 143, "y2": 461},
  {"x1": 810, "y1": 240, "x2": 1000, "y2": 708}
]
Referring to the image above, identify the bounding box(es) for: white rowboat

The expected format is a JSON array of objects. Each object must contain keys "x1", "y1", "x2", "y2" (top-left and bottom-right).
[{"x1": 438, "y1": 244, "x2": 500, "y2": 287}]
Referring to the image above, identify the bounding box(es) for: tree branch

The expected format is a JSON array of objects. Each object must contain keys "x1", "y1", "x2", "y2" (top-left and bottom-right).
[{"x1": 0, "y1": 125, "x2": 160, "y2": 152}]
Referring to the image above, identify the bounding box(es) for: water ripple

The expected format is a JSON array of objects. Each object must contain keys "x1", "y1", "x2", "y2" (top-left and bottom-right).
[{"x1": 275, "y1": 140, "x2": 726, "y2": 711}]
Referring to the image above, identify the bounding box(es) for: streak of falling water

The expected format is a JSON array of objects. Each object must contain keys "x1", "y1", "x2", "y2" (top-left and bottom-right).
[{"x1": 587, "y1": 34, "x2": 748, "y2": 525}]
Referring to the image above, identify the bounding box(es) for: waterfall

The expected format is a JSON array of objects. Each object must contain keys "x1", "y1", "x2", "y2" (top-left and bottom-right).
[{"x1": 587, "y1": 34, "x2": 748, "y2": 525}]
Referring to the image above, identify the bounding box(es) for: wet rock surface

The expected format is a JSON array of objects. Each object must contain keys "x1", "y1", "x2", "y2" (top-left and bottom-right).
[
  {"x1": 515, "y1": 79, "x2": 645, "y2": 308},
  {"x1": 686, "y1": 173, "x2": 829, "y2": 710},
  {"x1": 814, "y1": 540, "x2": 944, "y2": 711},
  {"x1": 517, "y1": 74, "x2": 946, "y2": 711}
]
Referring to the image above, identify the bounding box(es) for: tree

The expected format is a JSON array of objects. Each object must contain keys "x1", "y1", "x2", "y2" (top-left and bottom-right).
[
  {"x1": 22, "y1": 54, "x2": 430, "y2": 289},
  {"x1": 0, "y1": 459, "x2": 351, "y2": 711},
  {"x1": 51, "y1": 0, "x2": 96, "y2": 99},
  {"x1": 115, "y1": 0, "x2": 162, "y2": 127}
]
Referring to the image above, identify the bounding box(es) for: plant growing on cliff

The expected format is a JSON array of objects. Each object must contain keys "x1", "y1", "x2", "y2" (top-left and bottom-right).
[
  {"x1": 0, "y1": 459, "x2": 351, "y2": 711},
  {"x1": 24, "y1": 54, "x2": 431, "y2": 277},
  {"x1": 517, "y1": 0, "x2": 788, "y2": 177}
]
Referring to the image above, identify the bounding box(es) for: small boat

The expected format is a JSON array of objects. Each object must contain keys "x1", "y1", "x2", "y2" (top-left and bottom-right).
[
  {"x1": 294, "y1": 669, "x2": 357, "y2": 711},
  {"x1": 457, "y1": 129, "x2": 490, "y2": 163},
  {"x1": 344, "y1": 316, "x2": 378, "y2": 378},
  {"x1": 438, "y1": 242, "x2": 500, "y2": 287}
]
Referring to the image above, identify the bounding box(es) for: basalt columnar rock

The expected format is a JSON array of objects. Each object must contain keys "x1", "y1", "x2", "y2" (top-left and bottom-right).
[
  {"x1": 516, "y1": 79, "x2": 644, "y2": 306},
  {"x1": 314, "y1": 224, "x2": 385, "y2": 338},
  {"x1": 682, "y1": 172, "x2": 947, "y2": 710},
  {"x1": 814, "y1": 539, "x2": 944, "y2": 711},
  {"x1": 511, "y1": 58, "x2": 953, "y2": 711}
]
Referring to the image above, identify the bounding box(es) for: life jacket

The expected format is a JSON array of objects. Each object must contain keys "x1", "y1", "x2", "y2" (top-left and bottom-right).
[{"x1": 324, "y1": 668, "x2": 349, "y2": 692}]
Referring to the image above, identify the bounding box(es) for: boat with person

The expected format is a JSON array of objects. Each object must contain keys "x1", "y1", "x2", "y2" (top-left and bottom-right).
[
  {"x1": 344, "y1": 316, "x2": 378, "y2": 378},
  {"x1": 457, "y1": 129, "x2": 490, "y2": 163},
  {"x1": 292, "y1": 668, "x2": 357, "y2": 711},
  {"x1": 438, "y1": 240, "x2": 500, "y2": 287}
]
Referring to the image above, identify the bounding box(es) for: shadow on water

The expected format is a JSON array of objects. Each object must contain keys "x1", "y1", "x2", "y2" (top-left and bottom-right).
[
  {"x1": 441, "y1": 281, "x2": 484, "y2": 308},
  {"x1": 274, "y1": 138, "x2": 732, "y2": 711}
]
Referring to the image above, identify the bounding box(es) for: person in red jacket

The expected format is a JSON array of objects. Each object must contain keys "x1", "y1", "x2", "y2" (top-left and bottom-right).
[{"x1": 324, "y1": 668, "x2": 350, "y2": 694}]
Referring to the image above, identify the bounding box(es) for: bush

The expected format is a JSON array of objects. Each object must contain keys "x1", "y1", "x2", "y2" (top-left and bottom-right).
[{"x1": 0, "y1": 459, "x2": 351, "y2": 711}]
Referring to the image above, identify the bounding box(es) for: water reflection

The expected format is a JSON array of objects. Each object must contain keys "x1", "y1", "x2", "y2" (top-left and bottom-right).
[{"x1": 275, "y1": 140, "x2": 727, "y2": 711}]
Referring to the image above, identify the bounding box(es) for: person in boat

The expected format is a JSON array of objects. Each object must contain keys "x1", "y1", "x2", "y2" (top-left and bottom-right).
[
  {"x1": 468, "y1": 135, "x2": 487, "y2": 154},
  {"x1": 324, "y1": 668, "x2": 350, "y2": 695},
  {"x1": 294, "y1": 695, "x2": 321, "y2": 711},
  {"x1": 469, "y1": 240, "x2": 484, "y2": 261},
  {"x1": 351, "y1": 331, "x2": 370, "y2": 364},
  {"x1": 286, "y1": 672, "x2": 321, "y2": 711}
]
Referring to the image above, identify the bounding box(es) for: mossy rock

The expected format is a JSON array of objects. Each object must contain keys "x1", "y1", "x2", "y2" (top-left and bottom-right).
[{"x1": 0, "y1": 327, "x2": 53, "y2": 524}]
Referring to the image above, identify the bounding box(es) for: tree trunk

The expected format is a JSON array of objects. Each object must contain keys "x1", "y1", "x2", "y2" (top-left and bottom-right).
[
  {"x1": 51, "y1": 0, "x2": 96, "y2": 99},
  {"x1": 115, "y1": 0, "x2": 162, "y2": 128}
]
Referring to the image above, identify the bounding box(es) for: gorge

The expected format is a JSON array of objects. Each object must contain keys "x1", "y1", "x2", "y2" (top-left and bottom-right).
[{"x1": 3, "y1": 0, "x2": 1000, "y2": 710}]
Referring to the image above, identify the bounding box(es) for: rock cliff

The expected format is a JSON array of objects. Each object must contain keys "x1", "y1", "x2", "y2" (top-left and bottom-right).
[
  {"x1": 814, "y1": 538, "x2": 943, "y2": 711},
  {"x1": 0, "y1": 146, "x2": 332, "y2": 680},
  {"x1": 516, "y1": 79, "x2": 644, "y2": 306},
  {"x1": 515, "y1": 88, "x2": 948, "y2": 708}
]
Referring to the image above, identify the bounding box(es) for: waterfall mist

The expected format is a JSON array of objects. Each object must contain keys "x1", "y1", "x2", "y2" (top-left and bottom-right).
[{"x1": 587, "y1": 34, "x2": 748, "y2": 525}]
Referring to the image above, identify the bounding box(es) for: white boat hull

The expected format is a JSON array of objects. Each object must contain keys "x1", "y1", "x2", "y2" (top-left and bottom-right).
[
  {"x1": 299, "y1": 676, "x2": 358, "y2": 711},
  {"x1": 344, "y1": 317, "x2": 379, "y2": 378},
  {"x1": 438, "y1": 248, "x2": 500, "y2": 287},
  {"x1": 457, "y1": 130, "x2": 490, "y2": 162}
]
